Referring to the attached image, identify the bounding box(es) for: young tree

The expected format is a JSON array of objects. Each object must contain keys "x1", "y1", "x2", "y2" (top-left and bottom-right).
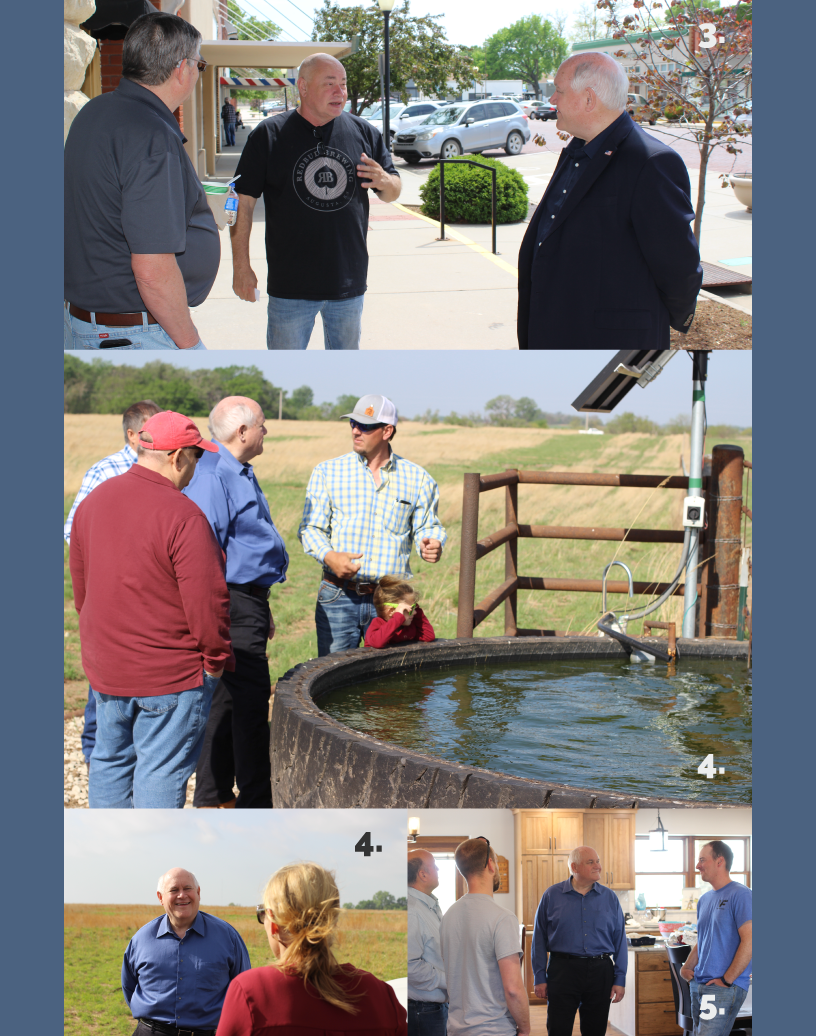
[
  {"x1": 313, "y1": 1, "x2": 474, "y2": 115},
  {"x1": 596, "y1": 0, "x2": 752, "y2": 241},
  {"x1": 570, "y1": 2, "x2": 606, "y2": 43},
  {"x1": 483, "y1": 15, "x2": 568, "y2": 98},
  {"x1": 225, "y1": 1, "x2": 287, "y2": 103}
]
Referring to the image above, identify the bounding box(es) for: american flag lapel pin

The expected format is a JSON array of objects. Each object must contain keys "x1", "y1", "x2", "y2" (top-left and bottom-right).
[{"x1": 605, "y1": 150, "x2": 613, "y2": 156}]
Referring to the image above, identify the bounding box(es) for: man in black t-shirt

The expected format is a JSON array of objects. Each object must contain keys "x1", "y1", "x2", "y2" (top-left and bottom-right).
[{"x1": 230, "y1": 54, "x2": 401, "y2": 349}]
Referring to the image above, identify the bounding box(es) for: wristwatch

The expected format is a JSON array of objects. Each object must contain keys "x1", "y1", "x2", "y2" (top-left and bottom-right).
[{"x1": 720, "y1": 977, "x2": 733, "y2": 987}]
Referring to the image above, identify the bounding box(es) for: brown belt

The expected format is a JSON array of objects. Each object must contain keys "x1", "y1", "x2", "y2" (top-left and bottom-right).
[
  {"x1": 322, "y1": 571, "x2": 377, "y2": 595},
  {"x1": 68, "y1": 303, "x2": 159, "y2": 327}
]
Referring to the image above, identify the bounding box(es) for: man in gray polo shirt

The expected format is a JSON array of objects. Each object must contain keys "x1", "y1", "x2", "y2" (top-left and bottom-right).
[
  {"x1": 64, "y1": 12, "x2": 219, "y2": 350},
  {"x1": 440, "y1": 838, "x2": 530, "y2": 1036},
  {"x1": 408, "y1": 849, "x2": 447, "y2": 1036}
]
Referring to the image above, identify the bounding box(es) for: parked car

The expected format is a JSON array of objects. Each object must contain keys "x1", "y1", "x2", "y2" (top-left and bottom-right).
[
  {"x1": 392, "y1": 99, "x2": 531, "y2": 165},
  {"x1": 524, "y1": 99, "x2": 557, "y2": 121},
  {"x1": 391, "y1": 101, "x2": 447, "y2": 135},
  {"x1": 359, "y1": 102, "x2": 407, "y2": 141},
  {"x1": 734, "y1": 99, "x2": 752, "y2": 129},
  {"x1": 626, "y1": 92, "x2": 656, "y2": 125}
]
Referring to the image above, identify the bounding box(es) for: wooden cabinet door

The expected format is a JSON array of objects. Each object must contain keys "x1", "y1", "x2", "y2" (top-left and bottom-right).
[
  {"x1": 551, "y1": 812, "x2": 583, "y2": 853},
  {"x1": 582, "y1": 813, "x2": 607, "y2": 876},
  {"x1": 521, "y1": 813, "x2": 553, "y2": 853},
  {"x1": 551, "y1": 853, "x2": 572, "y2": 885},
  {"x1": 521, "y1": 855, "x2": 552, "y2": 926},
  {"x1": 607, "y1": 812, "x2": 636, "y2": 888}
]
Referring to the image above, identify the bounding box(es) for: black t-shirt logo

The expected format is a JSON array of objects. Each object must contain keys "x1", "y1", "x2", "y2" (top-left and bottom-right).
[{"x1": 294, "y1": 147, "x2": 355, "y2": 211}]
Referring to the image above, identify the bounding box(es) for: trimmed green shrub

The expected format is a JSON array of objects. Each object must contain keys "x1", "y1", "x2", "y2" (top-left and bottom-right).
[
  {"x1": 419, "y1": 156, "x2": 529, "y2": 223},
  {"x1": 664, "y1": 104, "x2": 682, "y2": 121}
]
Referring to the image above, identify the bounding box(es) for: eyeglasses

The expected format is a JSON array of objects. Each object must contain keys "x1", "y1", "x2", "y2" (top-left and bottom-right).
[
  {"x1": 477, "y1": 835, "x2": 491, "y2": 870},
  {"x1": 313, "y1": 126, "x2": 327, "y2": 156},
  {"x1": 178, "y1": 56, "x2": 208, "y2": 73},
  {"x1": 256, "y1": 904, "x2": 268, "y2": 924},
  {"x1": 349, "y1": 419, "x2": 385, "y2": 433}
]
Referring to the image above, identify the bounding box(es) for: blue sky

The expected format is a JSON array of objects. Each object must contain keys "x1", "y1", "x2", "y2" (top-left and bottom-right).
[
  {"x1": 64, "y1": 810, "x2": 406, "y2": 906},
  {"x1": 67, "y1": 350, "x2": 752, "y2": 426}
]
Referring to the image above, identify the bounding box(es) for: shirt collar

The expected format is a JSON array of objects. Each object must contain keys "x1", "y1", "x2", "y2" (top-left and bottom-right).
[
  {"x1": 123, "y1": 444, "x2": 137, "y2": 462},
  {"x1": 569, "y1": 110, "x2": 628, "y2": 161},
  {"x1": 563, "y1": 877, "x2": 599, "y2": 895},
  {"x1": 130, "y1": 464, "x2": 178, "y2": 490},
  {"x1": 353, "y1": 448, "x2": 398, "y2": 471},
  {"x1": 212, "y1": 440, "x2": 252, "y2": 476},
  {"x1": 116, "y1": 77, "x2": 187, "y2": 143},
  {"x1": 157, "y1": 910, "x2": 205, "y2": 938},
  {"x1": 408, "y1": 886, "x2": 441, "y2": 908}
]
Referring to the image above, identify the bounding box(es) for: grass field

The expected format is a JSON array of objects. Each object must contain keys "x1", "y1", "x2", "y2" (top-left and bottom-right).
[
  {"x1": 64, "y1": 903, "x2": 406, "y2": 1036},
  {"x1": 64, "y1": 416, "x2": 752, "y2": 711}
]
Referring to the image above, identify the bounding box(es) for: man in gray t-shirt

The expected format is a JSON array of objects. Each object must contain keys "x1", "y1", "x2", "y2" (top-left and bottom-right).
[{"x1": 440, "y1": 837, "x2": 530, "y2": 1036}]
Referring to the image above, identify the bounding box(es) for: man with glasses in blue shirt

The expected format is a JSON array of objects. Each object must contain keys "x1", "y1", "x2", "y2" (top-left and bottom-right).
[
  {"x1": 65, "y1": 12, "x2": 218, "y2": 350},
  {"x1": 299, "y1": 394, "x2": 446, "y2": 654},
  {"x1": 532, "y1": 845, "x2": 627, "y2": 1036},
  {"x1": 123, "y1": 867, "x2": 250, "y2": 1036},
  {"x1": 183, "y1": 397, "x2": 288, "y2": 809}
]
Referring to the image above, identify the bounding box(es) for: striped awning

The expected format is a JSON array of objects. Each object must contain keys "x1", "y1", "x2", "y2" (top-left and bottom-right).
[{"x1": 220, "y1": 76, "x2": 296, "y2": 87}]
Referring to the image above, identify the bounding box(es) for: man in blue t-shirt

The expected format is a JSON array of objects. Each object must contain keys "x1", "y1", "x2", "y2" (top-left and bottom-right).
[{"x1": 680, "y1": 841, "x2": 752, "y2": 1035}]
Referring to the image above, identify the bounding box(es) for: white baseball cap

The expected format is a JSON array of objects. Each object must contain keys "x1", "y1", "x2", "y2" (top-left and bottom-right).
[{"x1": 340, "y1": 394, "x2": 398, "y2": 426}]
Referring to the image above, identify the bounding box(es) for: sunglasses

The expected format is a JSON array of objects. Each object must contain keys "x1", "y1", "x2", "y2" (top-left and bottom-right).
[
  {"x1": 313, "y1": 127, "x2": 327, "y2": 157},
  {"x1": 256, "y1": 904, "x2": 268, "y2": 924},
  {"x1": 178, "y1": 56, "x2": 208, "y2": 73},
  {"x1": 349, "y1": 418, "x2": 385, "y2": 434},
  {"x1": 477, "y1": 835, "x2": 491, "y2": 870}
]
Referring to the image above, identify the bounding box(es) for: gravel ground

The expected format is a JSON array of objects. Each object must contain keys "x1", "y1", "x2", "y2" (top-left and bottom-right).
[
  {"x1": 670, "y1": 297, "x2": 751, "y2": 349},
  {"x1": 64, "y1": 716, "x2": 197, "y2": 808}
]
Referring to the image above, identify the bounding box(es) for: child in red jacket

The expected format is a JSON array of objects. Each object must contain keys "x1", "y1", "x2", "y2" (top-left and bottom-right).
[{"x1": 365, "y1": 575, "x2": 436, "y2": 649}]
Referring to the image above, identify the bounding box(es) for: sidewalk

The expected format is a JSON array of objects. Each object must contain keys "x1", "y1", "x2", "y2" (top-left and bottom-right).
[{"x1": 195, "y1": 118, "x2": 751, "y2": 350}]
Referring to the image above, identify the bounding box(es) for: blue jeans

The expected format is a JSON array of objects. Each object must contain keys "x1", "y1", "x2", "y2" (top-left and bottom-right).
[
  {"x1": 224, "y1": 121, "x2": 235, "y2": 146},
  {"x1": 81, "y1": 685, "x2": 97, "y2": 764},
  {"x1": 690, "y1": 980, "x2": 748, "y2": 1035},
  {"x1": 64, "y1": 304, "x2": 207, "y2": 350},
  {"x1": 89, "y1": 676, "x2": 219, "y2": 808},
  {"x1": 315, "y1": 579, "x2": 376, "y2": 655},
  {"x1": 408, "y1": 1000, "x2": 447, "y2": 1036},
  {"x1": 266, "y1": 294, "x2": 364, "y2": 350}
]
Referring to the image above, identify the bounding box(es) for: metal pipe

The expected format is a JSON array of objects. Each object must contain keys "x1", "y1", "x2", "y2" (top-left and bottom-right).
[
  {"x1": 597, "y1": 615, "x2": 673, "y2": 663},
  {"x1": 482, "y1": 471, "x2": 700, "y2": 490},
  {"x1": 516, "y1": 525, "x2": 686, "y2": 543},
  {"x1": 517, "y1": 576, "x2": 689, "y2": 596},
  {"x1": 602, "y1": 561, "x2": 633, "y2": 615},
  {"x1": 476, "y1": 522, "x2": 518, "y2": 559},
  {"x1": 474, "y1": 576, "x2": 519, "y2": 628},
  {"x1": 439, "y1": 160, "x2": 446, "y2": 241},
  {"x1": 737, "y1": 547, "x2": 750, "y2": 641},
  {"x1": 383, "y1": 10, "x2": 391, "y2": 151},
  {"x1": 491, "y1": 168, "x2": 497, "y2": 254},
  {"x1": 457, "y1": 473, "x2": 481, "y2": 638},
  {"x1": 619, "y1": 527, "x2": 692, "y2": 625},
  {"x1": 505, "y1": 470, "x2": 519, "y2": 635},
  {"x1": 682, "y1": 351, "x2": 708, "y2": 638}
]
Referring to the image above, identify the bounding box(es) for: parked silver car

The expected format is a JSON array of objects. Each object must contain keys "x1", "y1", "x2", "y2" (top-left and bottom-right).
[{"x1": 393, "y1": 99, "x2": 531, "y2": 165}]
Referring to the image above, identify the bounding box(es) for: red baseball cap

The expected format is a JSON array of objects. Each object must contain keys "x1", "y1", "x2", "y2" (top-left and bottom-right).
[{"x1": 137, "y1": 412, "x2": 218, "y2": 453}]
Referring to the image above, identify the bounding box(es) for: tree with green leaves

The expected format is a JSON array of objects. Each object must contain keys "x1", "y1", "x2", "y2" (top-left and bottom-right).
[
  {"x1": 599, "y1": 0, "x2": 752, "y2": 241},
  {"x1": 569, "y1": 2, "x2": 607, "y2": 43},
  {"x1": 313, "y1": 1, "x2": 475, "y2": 115},
  {"x1": 483, "y1": 16, "x2": 568, "y2": 98},
  {"x1": 226, "y1": 1, "x2": 287, "y2": 102}
]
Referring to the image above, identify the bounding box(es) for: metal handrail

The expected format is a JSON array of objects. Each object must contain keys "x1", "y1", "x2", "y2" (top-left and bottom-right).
[{"x1": 438, "y1": 158, "x2": 498, "y2": 254}]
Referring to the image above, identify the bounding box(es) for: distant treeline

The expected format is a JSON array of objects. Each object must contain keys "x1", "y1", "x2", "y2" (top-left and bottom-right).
[
  {"x1": 342, "y1": 891, "x2": 407, "y2": 911},
  {"x1": 64, "y1": 357, "x2": 750, "y2": 436}
]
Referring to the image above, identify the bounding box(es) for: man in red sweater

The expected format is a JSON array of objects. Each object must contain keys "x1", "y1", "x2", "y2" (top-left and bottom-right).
[{"x1": 69, "y1": 411, "x2": 234, "y2": 809}]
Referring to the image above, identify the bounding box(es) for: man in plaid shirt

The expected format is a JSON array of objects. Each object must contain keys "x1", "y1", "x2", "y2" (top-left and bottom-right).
[
  {"x1": 64, "y1": 400, "x2": 162, "y2": 764},
  {"x1": 221, "y1": 97, "x2": 237, "y2": 146},
  {"x1": 299, "y1": 394, "x2": 447, "y2": 654}
]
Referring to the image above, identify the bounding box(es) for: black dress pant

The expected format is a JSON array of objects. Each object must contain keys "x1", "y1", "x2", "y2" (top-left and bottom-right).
[
  {"x1": 192, "y1": 588, "x2": 272, "y2": 809},
  {"x1": 546, "y1": 955, "x2": 615, "y2": 1036}
]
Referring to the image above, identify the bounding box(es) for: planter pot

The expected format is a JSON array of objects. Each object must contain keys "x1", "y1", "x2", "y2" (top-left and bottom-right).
[{"x1": 730, "y1": 174, "x2": 752, "y2": 212}]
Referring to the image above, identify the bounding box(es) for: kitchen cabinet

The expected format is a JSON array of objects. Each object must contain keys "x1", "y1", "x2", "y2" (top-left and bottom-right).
[
  {"x1": 607, "y1": 949, "x2": 682, "y2": 1036},
  {"x1": 582, "y1": 810, "x2": 637, "y2": 889},
  {"x1": 520, "y1": 811, "x2": 584, "y2": 853}
]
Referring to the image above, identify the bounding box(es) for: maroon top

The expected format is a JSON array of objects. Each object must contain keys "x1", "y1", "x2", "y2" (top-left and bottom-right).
[
  {"x1": 364, "y1": 606, "x2": 436, "y2": 649},
  {"x1": 216, "y1": 963, "x2": 407, "y2": 1035},
  {"x1": 69, "y1": 464, "x2": 234, "y2": 696}
]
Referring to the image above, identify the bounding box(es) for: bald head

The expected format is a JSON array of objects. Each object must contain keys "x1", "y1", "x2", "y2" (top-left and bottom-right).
[
  {"x1": 209, "y1": 396, "x2": 262, "y2": 442},
  {"x1": 568, "y1": 845, "x2": 603, "y2": 887},
  {"x1": 156, "y1": 868, "x2": 201, "y2": 934},
  {"x1": 297, "y1": 53, "x2": 347, "y2": 126},
  {"x1": 552, "y1": 52, "x2": 629, "y2": 142},
  {"x1": 408, "y1": 849, "x2": 440, "y2": 894}
]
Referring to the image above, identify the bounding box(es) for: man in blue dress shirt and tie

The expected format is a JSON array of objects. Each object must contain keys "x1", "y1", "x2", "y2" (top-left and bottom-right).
[
  {"x1": 122, "y1": 867, "x2": 250, "y2": 1035},
  {"x1": 184, "y1": 396, "x2": 289, "y2": 809},
  {"x1": 532, "y1": 845, "x2": 627, "y2": 1036}
]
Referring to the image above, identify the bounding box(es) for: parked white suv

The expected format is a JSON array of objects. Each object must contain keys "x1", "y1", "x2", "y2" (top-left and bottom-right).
[{"x1": 393, "y1": 99, "x2": 531, "y2": 165}]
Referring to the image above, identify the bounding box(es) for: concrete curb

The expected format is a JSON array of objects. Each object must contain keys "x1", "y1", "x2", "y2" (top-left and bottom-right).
[{"x1": 270, "y1": 637, "x2": 750, "y2": 809}]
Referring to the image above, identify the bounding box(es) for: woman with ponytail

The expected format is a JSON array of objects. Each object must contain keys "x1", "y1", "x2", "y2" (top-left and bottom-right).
[{"x1": 216, "y1": 862, "x2": 407, "y2": 1035}]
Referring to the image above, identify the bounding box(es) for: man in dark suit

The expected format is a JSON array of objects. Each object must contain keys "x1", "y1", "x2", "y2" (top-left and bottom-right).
[{"x1": 518, "y1": 52, "x2": 702, "y2": 350}]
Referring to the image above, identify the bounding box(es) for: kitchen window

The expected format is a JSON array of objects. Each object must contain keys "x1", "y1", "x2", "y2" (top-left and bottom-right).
[{"x1": 635, "y1": 836, "x2": 751, "y2": 908}]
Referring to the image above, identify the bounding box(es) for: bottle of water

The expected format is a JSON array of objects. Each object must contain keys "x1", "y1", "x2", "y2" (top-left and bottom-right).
[{"x1": 225, "y1": 175, "x2": 240, "y2": 227}]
